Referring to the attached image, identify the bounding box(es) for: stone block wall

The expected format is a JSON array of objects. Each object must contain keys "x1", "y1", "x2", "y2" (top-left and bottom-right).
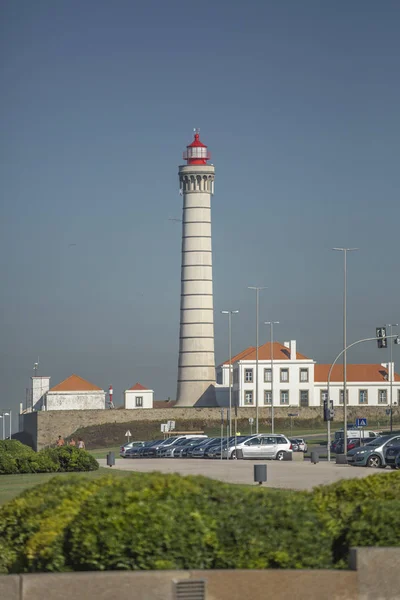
[{"x1": 29, "y1": 405, "x2": 400, "y2": 450}]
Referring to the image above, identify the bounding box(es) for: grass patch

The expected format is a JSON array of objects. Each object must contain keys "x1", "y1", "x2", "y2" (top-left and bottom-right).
[{"x1": 0, "y1": 468, "x2": 134, "y2": 506}]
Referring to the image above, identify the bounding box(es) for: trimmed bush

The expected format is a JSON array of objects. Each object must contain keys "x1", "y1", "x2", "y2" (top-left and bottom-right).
[
  {"x1": 0, "y1": 470, "x2": 399, "y2": 574},
  {"x1": 0, "y1": 442, "x2": 98, "y2": 475}
]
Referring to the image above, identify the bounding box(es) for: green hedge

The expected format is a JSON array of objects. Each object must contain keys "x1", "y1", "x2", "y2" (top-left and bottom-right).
[
  {"x1": 0, "y1": 441, "x2": 98, "y2": 475},
  {"x1": 0, "y1": 470, "x2": 399, "y2": 574}
]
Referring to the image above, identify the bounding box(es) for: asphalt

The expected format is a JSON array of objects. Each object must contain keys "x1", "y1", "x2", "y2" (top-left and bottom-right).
[{"x1": 97, "y1": 457, "x2": 390, "y2": 491}]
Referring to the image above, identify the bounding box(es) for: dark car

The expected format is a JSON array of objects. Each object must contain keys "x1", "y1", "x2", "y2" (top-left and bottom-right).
[
  {"x1": 335, "y1": 438, "x2": 361, "y2": 455},
  {"x1": 186, "y1": 438, "x2": 214, "y2": 458},
  {"x1": 174, "y1": 438, "x2": 206, "y2": 458},
  {"x1": 384, "y1": 445, "x2": 400, "y2": 470},
  {"x1": 123, "y1": 442, "x2": 146, "y2": 458},
  {"x1": 140, "y1": 439, "x2": 163, "y2": 457},
  {"x1": 190, "y1": 438, "x2": 222, "y2": 458}
]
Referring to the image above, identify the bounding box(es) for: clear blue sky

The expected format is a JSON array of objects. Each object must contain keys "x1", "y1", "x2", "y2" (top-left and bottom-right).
[{"x1": 1, "y1": 1, "x2": 399, "y2": 425}]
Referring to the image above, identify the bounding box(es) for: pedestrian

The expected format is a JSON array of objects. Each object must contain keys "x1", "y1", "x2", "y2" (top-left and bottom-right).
[
  {"x1": 56, "y1": 435, "x2": 65, "y2": 447},
  {"x1": 77, "y1": 438, "x2": 85, "y2": 449},
  {"x1": 69, "y1": 438, "x2": 76, "y2": 446}
]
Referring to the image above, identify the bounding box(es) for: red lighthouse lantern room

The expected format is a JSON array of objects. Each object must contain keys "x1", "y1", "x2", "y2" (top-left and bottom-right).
[{"x1": 183, "y1": 129, "x2": 211, "y2": 165}]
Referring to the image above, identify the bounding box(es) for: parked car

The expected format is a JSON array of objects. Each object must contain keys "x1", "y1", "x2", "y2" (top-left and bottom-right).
[
  {"x1": 155, "y1": 435, "x2": 208, "y2": 458},
  {"x1": 228, "y1": 434, "x2": 292, "y2": 460},
  {"x1": 173, "y1": 438, "x2": 208, "y2": 458},
  {"x1": 289, "y1": 438, "x2": 308, "y2": 452},
  {"x1": 347, "y1": 434, "x2": 400, "y2": 468},
  {"x1": 121, "y1": 441, "x2": 146, "y2": 458},
  {"x1": 384, "y1": 445, "x2": 400, "y2": 470},
  {"x1": 140, "y1": 439, "x2": 164, "y2": 457},
  {"x1": 161, "y1": 436, "x2": 207, "y2": 457},
  {"x1": 334, "y1": 438, "x2": 361, "y2": 455},
  {"x1": 190, "y1": 437, "x2": 223, "y2": 458}
]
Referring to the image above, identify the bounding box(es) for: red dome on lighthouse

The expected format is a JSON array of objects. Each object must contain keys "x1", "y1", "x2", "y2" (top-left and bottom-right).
[{"x1": 183, "y1": 129, "x2": 211, "y2": 165}]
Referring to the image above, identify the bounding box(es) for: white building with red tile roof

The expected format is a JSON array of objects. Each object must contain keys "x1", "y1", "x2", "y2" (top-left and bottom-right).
[
  {"x1": 45, "y1": 374, "x2": 106, "y2": 410},
  {"x1": 124, "y1": 382, "x2": 154, "y2": 409},
  {"x1": 217, "y1": 340, "x2": 400, "y2": 408}
]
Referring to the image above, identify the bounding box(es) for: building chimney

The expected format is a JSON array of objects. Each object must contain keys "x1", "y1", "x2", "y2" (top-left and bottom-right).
[
  {"x1": 31, "y1": 376, "x2": 51, "y2": 411},
  {"x1": 284, "y1": 341, "x2": 290, "y2": 348},
  {"x1": 290, "y1": 340, "x2": 297, "y2": 360}
]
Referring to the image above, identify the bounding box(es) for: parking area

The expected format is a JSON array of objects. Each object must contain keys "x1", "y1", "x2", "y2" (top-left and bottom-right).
[{"x1": 97, "y1": 457, "x2": 390, "y2": 491}]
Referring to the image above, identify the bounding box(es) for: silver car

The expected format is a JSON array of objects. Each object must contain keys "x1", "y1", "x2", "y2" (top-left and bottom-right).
[{"x1": 228, "y1": 434, "x2": 292, "y2": 460}]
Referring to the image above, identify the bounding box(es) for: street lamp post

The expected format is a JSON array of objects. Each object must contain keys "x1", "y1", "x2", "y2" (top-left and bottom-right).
[
  {"x1": 265, "y1": 321, "x2": 279, "y2": 434},
  {"x1": 386, "y1": 324, "x2": 398, "y2": 433},
  {"x1": 333, "y1": 248, "x2": 358, "y2": 453},
  {"x1": 221, "y1": 310, "x2": 239, "y2": 438},
  {"x1": 248, "y1": 286, "x2": 267, "y2": 434},
  {"x1": 1, "y1": 414, "x2": 4, "y2": 440}
]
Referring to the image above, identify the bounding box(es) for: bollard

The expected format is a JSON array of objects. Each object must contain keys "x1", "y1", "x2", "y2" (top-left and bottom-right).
[
  {"x1": 254, "y1": 464, "x2": 267, "y2": 485},
  {"x1": 336, "y1": 453, "x2": 348, "y2": 465},
  {"x1": 310, "y1": 450, "x2": 319, "y2": 464},
  {"x1": 106, "y1": 451, "x2": 115, "y2": 467}
]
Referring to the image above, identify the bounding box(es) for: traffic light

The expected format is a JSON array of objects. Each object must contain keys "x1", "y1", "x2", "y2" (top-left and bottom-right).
[
  {"x1": 376, "y1": 327, "x2": 387, "y2": 349},
  {"x1": 395, "y1": 337, "x2": 400, "y2": 345},
  {"x1": 323, "y1": 399, "x2": 334, "y2": 422}
]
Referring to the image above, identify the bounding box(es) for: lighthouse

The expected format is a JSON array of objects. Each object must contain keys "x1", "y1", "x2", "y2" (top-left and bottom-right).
[{"x1": 175, "y1": 130, "x2": 216, "y2": 407}]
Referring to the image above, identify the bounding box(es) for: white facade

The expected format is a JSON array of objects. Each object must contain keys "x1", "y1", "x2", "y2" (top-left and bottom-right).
[
  {"x1": 125, "y1": 384, "x2": 154, "y2": 409},
  {"x1": 31, "y1": 376, "x2": 51, "y2": 411},
  {"x1": 45, "y1": 391, "x2": 106, "y2": 411},
  {"x1": 175, "y1": 133, "x2": 217, "y2": 407},
  {"x1": 217, "y1": 341, "x2": 400, "y2": 408}
]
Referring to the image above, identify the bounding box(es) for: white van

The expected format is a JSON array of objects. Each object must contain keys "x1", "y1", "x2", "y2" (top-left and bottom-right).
[{"x1": 334, "y1": 429, "x2": 379, "y2": 442}]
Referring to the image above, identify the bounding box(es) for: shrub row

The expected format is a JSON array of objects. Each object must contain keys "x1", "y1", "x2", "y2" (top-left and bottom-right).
[
  {"x1": 0, "y1": 469, "x2": 399, "y2": 574},
  {"x1": 0, "y1": 440, "x2": 98, "y2": 475}
]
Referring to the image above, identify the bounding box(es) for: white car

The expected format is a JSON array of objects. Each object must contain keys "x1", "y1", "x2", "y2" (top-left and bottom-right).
[{"x1": 228, "y1": 434, "x2": 293, "y2": 460}]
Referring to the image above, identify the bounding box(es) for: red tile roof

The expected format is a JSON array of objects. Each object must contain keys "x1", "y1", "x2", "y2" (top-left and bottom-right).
[
  {"x1": 49, "y1": 374, "x2": 102, "y2": 392},
  {"x1": 224, "y1": 342, "x2": 310, "y2": 362},
  {"x1": 221, "y1": 347, "x2": 255, "y2": 365},
  {"x1": 315, "y1": 364, "x2": 400, "y2": 383},
  {"x1": 129, "y1": 382, "x2": 150, "y2": 391}
]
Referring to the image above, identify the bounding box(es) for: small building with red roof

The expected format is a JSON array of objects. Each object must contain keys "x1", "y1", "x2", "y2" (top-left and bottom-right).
[
  {"x1": 124, "y1": 382, "x2": 154, "y2": 409},
  {"x1": 45, "y1": 374, "x2": 106, "y2": 410}
]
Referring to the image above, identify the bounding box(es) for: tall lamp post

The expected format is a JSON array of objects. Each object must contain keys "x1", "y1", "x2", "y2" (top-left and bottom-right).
[
  {"x1": 333, "y1": 248, "x2": 358, "y2": 453},
  {"x1": 265, "y1": 321, "x2": 279, "y2": 434},
  {"x1": 386, "y1": 324, "x2": 398, "y2": 433},
  {"x1": 221, "y1": 310, "x2": 239, "y2": 438},
  {"x1": 248, "y1": 286, "x2": 267, "y2": 433}
]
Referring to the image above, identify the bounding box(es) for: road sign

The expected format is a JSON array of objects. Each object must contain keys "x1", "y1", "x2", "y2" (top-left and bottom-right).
[
  {"x1": 355, "y1": 418, "x2": 368, "y2": 427},
  {"x1": 248, "y1": 418, "x2": 254, "y2": 424},
  {"x1": 125, "y1": 430, "x2": 132, "y2": 437},
  {"x1": 167, "y1": 420, "x2": 175, "y2": 431},
  {"x1": 161, "y1": 423, "x2": 168, "y2": 433}
]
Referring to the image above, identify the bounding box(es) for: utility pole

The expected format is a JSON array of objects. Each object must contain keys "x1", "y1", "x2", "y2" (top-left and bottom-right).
[
  {"x1": 248, "y1": 287, "x2": 267, "y2": 434},
  {"x1": 221, "y1": 310, "x2": 239, "y2": 437},
  {"x1": 385, "y1": 324, "x2": 398, "y2": 433},
  {"x1": 333, "y1": 248, "x2": 358, "y2": 453},
  {"x1": 265, "y1": 321, "x2": 279, "y2": 434}
]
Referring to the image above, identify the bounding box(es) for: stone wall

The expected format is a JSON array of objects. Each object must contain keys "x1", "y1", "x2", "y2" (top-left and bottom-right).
[
  {"x1": 1, "y1": 548, "x2": 400, "y2": 600},
  {"x1": 28, "y1": 405, "x2": 400, "y2": 450}
]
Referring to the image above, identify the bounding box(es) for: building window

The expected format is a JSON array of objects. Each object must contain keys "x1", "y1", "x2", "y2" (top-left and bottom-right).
[
  {"x1": 280, "y1": 368, "x2": 289, "y2": 383},
  {"x1": 359, "y1": 390, "x2": 368, "y2": 405},
  {"x1": 300, "y1": 369, "x2": 309, "y2": 382},
  {"x1": 300, "y1": 390, "x2": 309, "y2": 407},
  {"x1": 264, "y1": 368, "x2": 272, "y2": 382},
  {"x1": 245, "y1": 369, "x2": 253, "y2": 383},
  {"x1": 135, "y1": 396, "x2": 143, "y2": 407},
  {"x1": 378, "y1": 389, "x2": 388, "y2": 404},
  {"x1": 264, "y1": 390, "x2": 272, "y2": 405},
  {"x1": 280, "y1": 390, "x2": 289, "y2": 405},
  {"x1": 233, "y1": 369, "x2": 238, "y2": 384},
  {"x1": 339, "y1": 389, "x2": 349, "y2": 405},
  {"x1": 320, "y1": 389, "x2": 328, "y2": 405},
  {"x1": 244, "y1": 390, "x2": 253, "y2": 405}
]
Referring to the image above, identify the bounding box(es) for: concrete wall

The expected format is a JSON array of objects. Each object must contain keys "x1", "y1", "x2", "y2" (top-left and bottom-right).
[
  {"x1": 26, "y1": 405, "x2": 400, "y2": 450},
  {"x1": 1, "y1": 548, "x2": 399, "y2": 600},
  {"x1": 45, "y1": 391, "x2": 105, "y2": 411},
  {"x1": 125, "y1": 389, "x2": 153, "y2": 409}
]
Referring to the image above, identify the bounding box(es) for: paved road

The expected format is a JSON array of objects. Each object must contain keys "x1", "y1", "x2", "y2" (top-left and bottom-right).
[{"x1": 98, "y1": 457, "x2": 389, "y2": 491}]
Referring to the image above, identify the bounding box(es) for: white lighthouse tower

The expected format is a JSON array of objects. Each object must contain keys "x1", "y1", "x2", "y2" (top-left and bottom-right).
[{"x1": 175, "y1": 130, "x2": 216, "y2": 407}]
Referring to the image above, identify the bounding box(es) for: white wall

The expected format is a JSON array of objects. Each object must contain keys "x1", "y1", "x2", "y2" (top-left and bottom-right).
[
  {"x1": 125, "y1": 389, "x2": 154, "y2": 409},
  {"x1": 45, "y1": 391, "x2": 105, "y2": 410},
  {"x1": 233, "y1": 358, "x2": 316, "y2": 407},
  {"x1": 31, "y1": 377, "x2": 51, "y2": 411},
  {"x1": 314, "y1": 381, "x2": 400, "y2": 407}
]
